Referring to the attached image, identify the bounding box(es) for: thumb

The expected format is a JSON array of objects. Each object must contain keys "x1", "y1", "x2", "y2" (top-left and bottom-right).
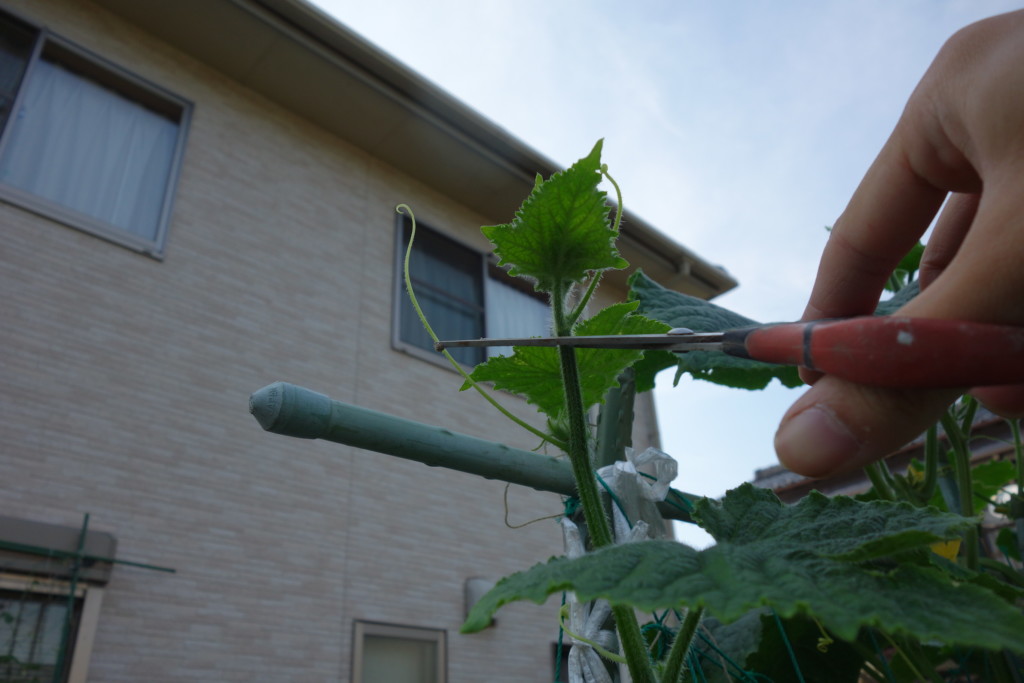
[{"x1": 774, "y1": 379, "x2": 961, "y2": 477}]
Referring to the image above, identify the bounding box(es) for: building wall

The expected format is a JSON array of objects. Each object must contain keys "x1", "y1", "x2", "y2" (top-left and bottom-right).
[{"x1": 0, "y1": 0, "x2": 661, "y2": 681}]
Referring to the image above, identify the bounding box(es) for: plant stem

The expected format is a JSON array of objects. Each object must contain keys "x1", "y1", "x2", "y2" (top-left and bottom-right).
[
  {"x1": 557, "y1": 604, "x2": 626, "y2": 664},
  {"x1": 659, "y1": 607, "x2": 704, "y2": 683},
  {"x1": 557, "y1": 343, "x2": 614, "y2": 548},
  {"x1": 865, "y1": 463, "x2": 896, "y2": 501},
  {"x1": 920, "y1": 426, "x2": 939, "y2": 504},
  {"x1": 612, "y1": 606, "x2": 656, "y2": 683},
  {"x1": 1010, "y1": 418, "x2": 1024, "y2": 564},
  {"x1": 567, "y1": 272, "x2": 602, "y2": 329},
  {"x1": 959, "y1": 394, "x2": 979, "y2": 435},
  {"x1": 1013, "y1": 418, "x2": 1023, "y2": 501},
  {"x1": 552, "y1": 282, "x2": 655, "y2": 683},
  {"x1": 885, "y1": 633, "x2": 942, "y2": 683},
  {"x1": 940, "y1": 409, "x2": 979, "y2": 570},
  {"x1": 877, "y1": 459, "x2": 913, "y2": 501}
]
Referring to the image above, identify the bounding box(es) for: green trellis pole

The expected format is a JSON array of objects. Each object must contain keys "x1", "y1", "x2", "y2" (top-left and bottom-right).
[
  {"x1": 50, "y1": 514, "x2": 89, "y2": 683},
  {"x1": 249, "y1": 382, "x2": 697, "y2": 523}
]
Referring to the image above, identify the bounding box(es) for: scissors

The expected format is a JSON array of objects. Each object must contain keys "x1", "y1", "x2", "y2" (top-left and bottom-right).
[{"x1": 436, "y1": 316, "x2": 1024, "y2": 388}]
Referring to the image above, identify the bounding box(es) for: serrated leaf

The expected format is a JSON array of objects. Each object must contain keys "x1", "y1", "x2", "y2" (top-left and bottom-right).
[
  {"x1": 463, "y1": 484, "x2": 1024, "y2": 654},
  {"x1": 482, "y1": 140, "x2": 628, "y2": 293},
  {"x1": 694, "y1": 484, "x2": 976, "y2": 563},
  {"x1": 627, "y1": 270, "x2": 802, "y2": 390},
  {"x1": 465, "y1": 302, "x2": 670, "y2": 418}
]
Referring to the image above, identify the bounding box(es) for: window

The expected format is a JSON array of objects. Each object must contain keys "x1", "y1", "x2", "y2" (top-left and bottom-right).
[
  {"x1": 0, "y1": 9, "x2": 190, "y2": 257},
  {"x1": 0, "y1": 576, "x2": 104, "y2": 683},
  {"x1": 352, "y1": 622, "x2": 446, "y2": 683},
  {"x1": 394, "y1": 215, "x2": 550, "y2": 366},
  {"x1": 0, "y1": 515, "x2": 114, "y2": 683}
]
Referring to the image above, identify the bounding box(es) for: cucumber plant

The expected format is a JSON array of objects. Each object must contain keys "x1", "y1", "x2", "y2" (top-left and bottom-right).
[{"x1": 404, "y1": 141, "x2": 1024, "y2": 682}]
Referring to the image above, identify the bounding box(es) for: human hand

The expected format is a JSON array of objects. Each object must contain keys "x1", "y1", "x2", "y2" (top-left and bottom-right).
[{"x1": 774, "y1": 10, "x2": 1024, "y2": 478}]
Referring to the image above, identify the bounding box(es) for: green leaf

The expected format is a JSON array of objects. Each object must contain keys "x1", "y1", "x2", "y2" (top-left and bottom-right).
[
  {"x1": 631, "y1": 349, "x2": 677, "y2": 393},
  {"x1": 692, "y1": 610, "x2": 770, "y2": 683},
  {"x1": 969, "y1": 459, "x2": 1017, "y2": 503},
  {"x1": 629, "y1": 267, "x2": 924, "y2": 390},
  {"x1": 692, "y1": 609, "x2": 860, "y2": 683},
  {"x1": 874, "y1": 280, "x2": 920, "y2": 316},
  {"x1": 743, "y1": 613, "x2": 863, "y2": 683},
  {"x1": 463, "y1": 484, "x2": 1024, "y2": 654},
  {"x1": 884, "y1": 242, "x2": 926, "y2": 293},
  {"x1": 922, "y1": 459, "x2": 1018, "y2": 512},
  {"x1": 694, "y1": 484, "x2": 974, "y2": 563},
  {"x1": 465, "y1": 302, "x2": 669, "y2": 418},
  {"x1": 627, "y1": 270, "x2": 802, "y2": 390},
  {"x1": 482, "y1": 139, "x2": 628, "y2": 294},
  {"x1": 996, "y1": 527, "x2": 1021, "y2": 562}
]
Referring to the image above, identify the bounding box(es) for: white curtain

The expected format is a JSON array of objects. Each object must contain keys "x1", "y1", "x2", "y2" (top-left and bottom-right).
[
  {"x1": 0, "y1": 58, "x2": 178, "y2": 241},
  {"x1": 484, "y1": 277, "x2": 551, "y2": 358}
]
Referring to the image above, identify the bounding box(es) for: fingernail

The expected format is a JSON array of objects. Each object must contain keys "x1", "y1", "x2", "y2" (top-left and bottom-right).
[{"x1": 774, "y1": 405, "x2": 861, "y2": 477}]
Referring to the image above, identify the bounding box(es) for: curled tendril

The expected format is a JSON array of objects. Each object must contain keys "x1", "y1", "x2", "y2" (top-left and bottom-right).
[
  {"x1": 396, "y1": 204, "x2": 565, "y2": 451},
  {"x1": 813, "y1": 617, "x2": 834, "y2": 653}
]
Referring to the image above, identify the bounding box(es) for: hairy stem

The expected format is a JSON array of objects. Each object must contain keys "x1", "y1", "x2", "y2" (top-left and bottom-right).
[
  {"x1": 659, "y1": 607, "x2": 704, "y2": 683},
  {"x1": 557, "y1": 343, "x2": 613, "y2": 548},
  {"x1": 940, "y1": 409, "x2": 979, "y2": 569},
  {"x1": 568, "y1": 272, "x2": 602, "y2": 328},
  {"x1": 552, "y1": 282, "x2": 654, "y2": 683}
]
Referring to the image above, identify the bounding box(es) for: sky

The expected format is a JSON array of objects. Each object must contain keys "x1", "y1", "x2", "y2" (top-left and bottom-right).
[{"x1": 311, "y1": 0, "x2": 1020, "y2": 545}]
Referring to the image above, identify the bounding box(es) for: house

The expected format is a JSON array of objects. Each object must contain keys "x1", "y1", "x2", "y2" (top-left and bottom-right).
[{"x1": 0, "y1": 0, "x2": 736, "y2": 680}]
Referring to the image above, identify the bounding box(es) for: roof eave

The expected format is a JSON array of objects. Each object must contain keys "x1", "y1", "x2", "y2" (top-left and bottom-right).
[{"x1": 89, "y1": 0, "x2": 737, "y2": 298}]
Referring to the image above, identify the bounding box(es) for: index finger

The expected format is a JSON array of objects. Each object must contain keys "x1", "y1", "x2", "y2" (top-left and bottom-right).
[{"x1": 804, "y1": 133, "x2": 948, "y2": 321}]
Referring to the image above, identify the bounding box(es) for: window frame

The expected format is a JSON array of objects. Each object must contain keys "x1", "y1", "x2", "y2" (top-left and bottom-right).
[
  {"x1": 351, "y1": 620, "x2": 447, "y2": 683},
  {"x1": 0, "y1": 9, "x2": 192, "y2": 259},
  {"x1": 391, "y1": 213, "x2": 549, "y2": 369},
  {"x1": 0, "y1": 573, "x2": 104, "y2": 683}
]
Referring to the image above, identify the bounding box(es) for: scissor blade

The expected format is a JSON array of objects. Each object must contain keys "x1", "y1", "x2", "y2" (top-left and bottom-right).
[{"x1": 435, "y1": 332, "x2": 725, "y2": 352}]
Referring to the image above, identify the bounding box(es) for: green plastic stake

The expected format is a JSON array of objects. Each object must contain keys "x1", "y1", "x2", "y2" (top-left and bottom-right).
[{"x1": 249, "y1": 382, "x2": 697, "y2": 522}]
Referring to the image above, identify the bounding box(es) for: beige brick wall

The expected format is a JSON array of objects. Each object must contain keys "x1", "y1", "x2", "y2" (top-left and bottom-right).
[{"x1": 0, "y1": 1, "x2": 664, "y2": 681}]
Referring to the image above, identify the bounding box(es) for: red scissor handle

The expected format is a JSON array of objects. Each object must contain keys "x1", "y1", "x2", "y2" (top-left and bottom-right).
[{"x1": 725, "y1": 317, "x2": 1024, "y2": 388}]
